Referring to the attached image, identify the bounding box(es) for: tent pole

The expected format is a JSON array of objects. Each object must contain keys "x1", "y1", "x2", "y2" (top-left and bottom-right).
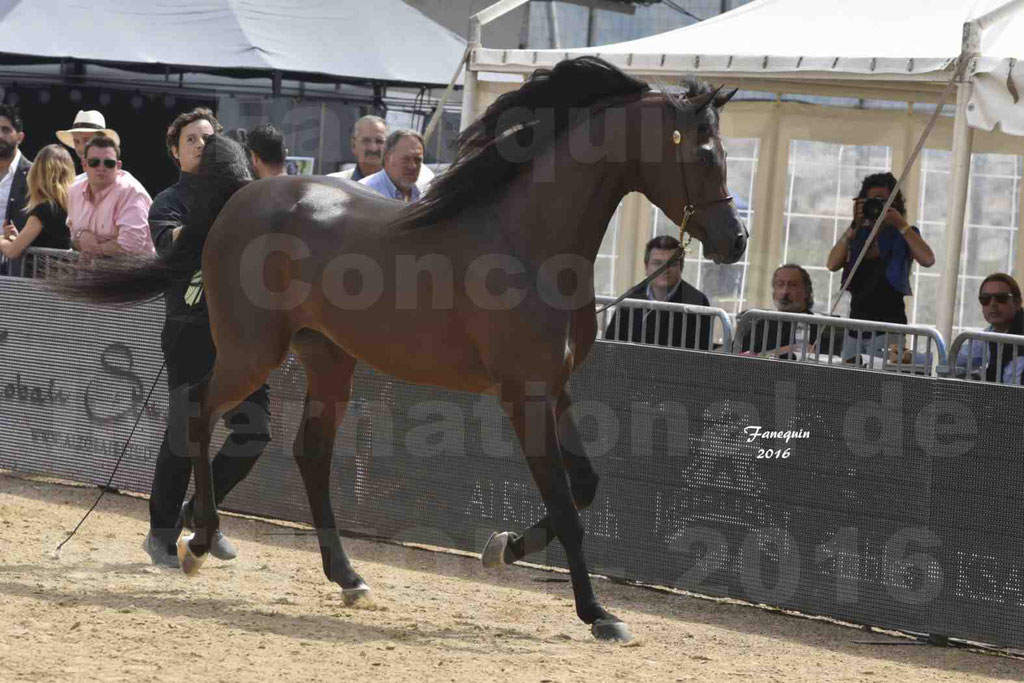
[
  {"x1": 460, "y1": 0, "x2": 533, "y2": 131},
  {"x1": 460, "y1": 19, "x2": 481, "y2": 132},
  {"x1": 936, "y1": 24, "x2": 981, "y2": 345},
  {"x1": 975, "y1": 0, "x2": 1024, "y2": 31},
  {"x1": 936, "y1": 80, "x2": 975, "y2": 345}
]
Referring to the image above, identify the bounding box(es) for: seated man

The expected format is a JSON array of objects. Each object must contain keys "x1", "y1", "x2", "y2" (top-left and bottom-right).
[
  {"x1": 67, "y1": 135, "x2": 154, "y2": 256},
  {"x1": 954, "y1": 273, "x2": 1024, "y2": 384},
  {"x1": 604, "y1": 236, "x2": 713, "y2": 350},
  {"x1": 740, "y1": 264, "x2": 840, "y2": 357},
  {"x1": 359, "y1": 129, "x2": 424, "y2": 203}
]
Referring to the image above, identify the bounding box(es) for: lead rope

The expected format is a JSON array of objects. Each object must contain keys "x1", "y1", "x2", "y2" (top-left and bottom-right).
[
  {"x1": 595, "y1": 205, "x2": 694, "y2": 315},
  {"x1": 54, "y1": 270, "x2": 205, "y2": 556}
]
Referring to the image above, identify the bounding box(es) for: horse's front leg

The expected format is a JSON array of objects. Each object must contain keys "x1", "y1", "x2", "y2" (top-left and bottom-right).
[
  {"x1": 500, "y1": 381, "x2": 630, "y2": 642},
  {"x1": 483, "y1": 388, "x2": 599, "y2": 566}
]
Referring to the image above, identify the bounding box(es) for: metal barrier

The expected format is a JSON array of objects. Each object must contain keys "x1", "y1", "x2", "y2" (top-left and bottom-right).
[
  {"x1": 595, "y1": 295, "x2": 733, "y2": 352},
  {"x1": 733, "y1": 309, "x2": 948, "y2": 376},
  {"x1": 0, "y1": 247, "x2": 77, "y2": 279},
  {"x1": 948, "y1": 330, "x2": 1024, "y2": 385}
]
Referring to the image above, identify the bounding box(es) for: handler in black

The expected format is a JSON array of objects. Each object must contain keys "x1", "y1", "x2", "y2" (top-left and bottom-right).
[{"x1": 142, "y1": 108, "x2": 272, "y2": 568}]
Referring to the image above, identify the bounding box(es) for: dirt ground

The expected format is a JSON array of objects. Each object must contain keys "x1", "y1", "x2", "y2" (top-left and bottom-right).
[{"x1": 0, "y1": 472, "x2": 1021, "y2": 683}]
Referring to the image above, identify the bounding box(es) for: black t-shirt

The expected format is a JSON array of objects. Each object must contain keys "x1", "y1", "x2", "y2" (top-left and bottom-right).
[
  {"x1": 848, "y1": 258, "x2": 907, "y2": 325},
  {"x1": 26, "y1": 201, "x2": 70, "y2": 249}
]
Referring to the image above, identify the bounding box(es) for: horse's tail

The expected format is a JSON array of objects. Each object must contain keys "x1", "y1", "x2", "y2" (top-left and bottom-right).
[{"x1": 55, "y1": 134, "x2": 252, "y2": 305}]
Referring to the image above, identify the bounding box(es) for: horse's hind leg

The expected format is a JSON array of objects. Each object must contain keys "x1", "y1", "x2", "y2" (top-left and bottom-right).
[
  {"x1": 179, "y1": 351, "x2": 279, "y2": 573},
  {"x1": 290, "y1": 331, "x2": 371, "y2": 607},
  {"x1": 483, "y1": 389, "x2": 599, "y2": 567}
]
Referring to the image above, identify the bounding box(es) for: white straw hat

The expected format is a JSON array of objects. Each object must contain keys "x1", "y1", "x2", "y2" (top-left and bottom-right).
[{"x1": 56, "y1": 110, "x2": 120, "y2": 148}]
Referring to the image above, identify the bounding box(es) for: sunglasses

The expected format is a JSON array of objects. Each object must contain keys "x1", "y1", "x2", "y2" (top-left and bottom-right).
[
  {"x1": 979, "y1": 292, "x2": 1017, "y2": 306},
  {"x1": 86, "y1": 158, "x2": 117, "y2": 169}
]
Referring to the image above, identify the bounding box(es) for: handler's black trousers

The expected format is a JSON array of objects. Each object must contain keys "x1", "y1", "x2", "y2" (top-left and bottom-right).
[{"x1": 149, "y1": 319, "x2": 272, "y2": 550}]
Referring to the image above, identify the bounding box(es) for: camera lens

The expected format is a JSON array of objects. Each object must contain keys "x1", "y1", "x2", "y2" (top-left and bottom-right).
[{"x1": 862, "y1": 197, "x2": 885, "y2": 223}]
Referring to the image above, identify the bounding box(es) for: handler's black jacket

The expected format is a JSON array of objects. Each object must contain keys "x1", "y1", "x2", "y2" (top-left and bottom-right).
[{"x1": 148, "y1": 171, "x2": 205, "y2": 327}]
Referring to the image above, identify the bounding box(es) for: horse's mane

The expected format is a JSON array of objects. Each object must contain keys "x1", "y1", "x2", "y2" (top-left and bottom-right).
[{"x1": 395, "y1": 56, "x2": 650, "y2": 230}]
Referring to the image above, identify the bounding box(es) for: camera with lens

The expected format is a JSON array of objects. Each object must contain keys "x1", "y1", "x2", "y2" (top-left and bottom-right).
[{"x1": 861, "y1": 197, "x2": 886, "y2": 225}]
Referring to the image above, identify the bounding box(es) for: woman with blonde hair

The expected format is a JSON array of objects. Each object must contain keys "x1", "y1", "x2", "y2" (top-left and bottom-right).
[{"x1": 0, "y1": 143, "x2": 75, "y2": 262}]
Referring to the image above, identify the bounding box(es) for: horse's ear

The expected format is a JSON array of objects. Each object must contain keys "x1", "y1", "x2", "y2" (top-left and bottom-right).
[
  {"x1": 689, "y1": 85, "x2": 723, "y2": 112},
  {"x1": 714, "y1": 87, "x2": 738, "y2": 109}
]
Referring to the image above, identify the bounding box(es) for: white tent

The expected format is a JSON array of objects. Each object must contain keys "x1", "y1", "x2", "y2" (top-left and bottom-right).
[
  {"x1": 463, "y1": 0, "x2": 1024, "y2": 342},
  {"x1": 0, "y1": 0, "x2": 467, "y2": 86}
]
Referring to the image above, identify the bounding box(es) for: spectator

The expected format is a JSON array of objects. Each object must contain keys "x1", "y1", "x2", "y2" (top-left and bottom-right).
[
  {"x1": 0, "y1": 104, "x2": 31, "y2": 233},
  {"x1": 359, "y1": 129, "x2": 425, "y2": 202},
  {"x1": 0, "y1": 145, "x2": 74, "y2": 269},
  {"x1": 246, "y1": 123, "x2": 288, "y2": 179},
  {"x1": 143, "y1": 111, "x2": 270, "y2": 568},
  {"x1": 55, "y1": 110, "x2": 120, "y2": 179},
  {"x1": 328, "y1": 115, "x2": 434, "y2": 190},
  {"x1": 954, "y1": 273, "x2": 1024, "y2": 384},
  {"x1": 0, "y1": 103, "x2": 30, "y2": 276},
  {"x1": 332, "y1": 115, "x2": 387, "y2": 182},
  {"x1": 826, "y1": 172, "x2": 934, "y2": 361},
  {"x1": 604, "y1": 235, "x2": 713, "y2": 350},
  {"x1": 739, "y1": 264, "x2": 839, "y2": 357},
  {"x1": 67, "y1": 134, "x2": 154, "y2": 256}
]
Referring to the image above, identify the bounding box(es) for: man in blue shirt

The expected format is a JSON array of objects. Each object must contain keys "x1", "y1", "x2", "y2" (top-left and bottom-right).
[{"x1": 360, "y1": 129, "x2": 425, "y2": 202}]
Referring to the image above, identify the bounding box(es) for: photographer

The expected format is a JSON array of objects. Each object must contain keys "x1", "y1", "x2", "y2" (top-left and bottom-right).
[{"x1": 826, "y1": 172, "x2": 934, "y2": 360}]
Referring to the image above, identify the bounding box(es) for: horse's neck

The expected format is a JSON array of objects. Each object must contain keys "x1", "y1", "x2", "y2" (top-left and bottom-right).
[{"x1": 494, "y1": 123, "x2": 627, "y2": 267}]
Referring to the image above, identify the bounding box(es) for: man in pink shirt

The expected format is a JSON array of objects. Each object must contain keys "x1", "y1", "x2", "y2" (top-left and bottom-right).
[{"x1": 67, "y1": 134, "x2": 154, "y2": 256}]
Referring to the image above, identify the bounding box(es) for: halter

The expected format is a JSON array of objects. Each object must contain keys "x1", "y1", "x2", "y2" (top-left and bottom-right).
[{"x1": 595, "y1": 127, "x2": 733, "y2": 315}]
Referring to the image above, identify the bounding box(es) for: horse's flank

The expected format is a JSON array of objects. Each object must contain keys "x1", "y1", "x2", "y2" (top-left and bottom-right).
[{"x1": 201, "y1": 101, "x2": 637, "y2": 393}]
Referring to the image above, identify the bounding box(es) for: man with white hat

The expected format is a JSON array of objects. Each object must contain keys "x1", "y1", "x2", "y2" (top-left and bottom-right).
[{"x1": 56, "y1": 110, "x2": 121, "y2": 179}]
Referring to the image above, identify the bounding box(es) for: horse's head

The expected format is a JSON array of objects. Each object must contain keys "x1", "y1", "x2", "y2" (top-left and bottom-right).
[{"x1": 636, "y1": 84, "x2": 747, "y2": 264}]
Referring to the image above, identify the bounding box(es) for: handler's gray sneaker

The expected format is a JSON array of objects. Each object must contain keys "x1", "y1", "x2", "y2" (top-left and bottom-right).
[
  {"x1": 209, "y1": 531, "x2": 238, "y2": 561},
  {"x1": 180, "y1": 502, "x2": 238, "y2": 561},
  {"x1": 142, "y1": 531, "x2": 180, "y2": 569}
]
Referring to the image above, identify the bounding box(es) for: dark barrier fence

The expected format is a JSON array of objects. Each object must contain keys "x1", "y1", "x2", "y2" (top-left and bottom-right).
[{"x1": 1, "y1": 279, "x2": 1023, "y2": 649}]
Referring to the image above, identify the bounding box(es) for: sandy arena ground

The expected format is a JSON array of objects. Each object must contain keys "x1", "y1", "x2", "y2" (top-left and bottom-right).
[{"x1": 0, "y1": 471, "x2": 1021, "y2": 683}]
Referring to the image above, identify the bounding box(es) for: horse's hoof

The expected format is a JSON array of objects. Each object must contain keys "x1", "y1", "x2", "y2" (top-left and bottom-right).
[
  {"x1": 481, "y1": 531, "x2": 511, "y2": 569},
  {"x1": 342, "y1": 583, "x2": 375, "y2": 609},
  {"x1": 176, "y1": 533, "x2": 206, "y2": 576},
  {"x1": 591, "y1": 618, "x2": 633, "y2": 643}
]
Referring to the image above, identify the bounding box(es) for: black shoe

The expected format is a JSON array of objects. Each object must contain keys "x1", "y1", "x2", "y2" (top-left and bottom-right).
[{"x1": 142, "y1": 531, "x2": 179, "y2": 569}]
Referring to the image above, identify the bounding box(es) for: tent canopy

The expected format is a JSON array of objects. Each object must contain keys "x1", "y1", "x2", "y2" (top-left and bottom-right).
[
  {"x1": 462, "y1": 0, "x2": 1024, "y2": 345},
  {"x1": 470, "y1": 0, "x2": 1024, "y2": 134},
  {"x1": 0, "y1": 0, "x2": 467, "y2": 87}
]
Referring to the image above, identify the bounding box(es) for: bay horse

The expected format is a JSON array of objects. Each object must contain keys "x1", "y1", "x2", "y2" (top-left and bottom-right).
[{"x1": 63, "y1": 57, "x2": 746, "y2": 642}]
